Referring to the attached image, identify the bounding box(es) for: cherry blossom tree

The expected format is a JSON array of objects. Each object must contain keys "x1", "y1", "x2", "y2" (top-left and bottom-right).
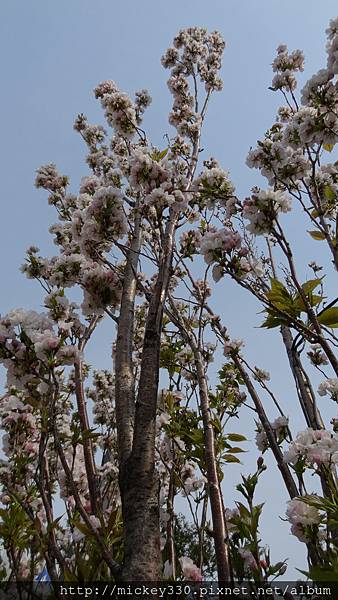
[{"x1": 0, "y1": 17, "x2": 338, "y2": 587}]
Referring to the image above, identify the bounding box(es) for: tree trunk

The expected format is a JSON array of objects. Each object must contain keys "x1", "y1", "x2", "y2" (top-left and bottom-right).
[
  {"x1": 281, "y1": 326, "x2": 324, "y2": 430},
  {"x1": 193, "y1": 344, "x2": 232, "y2": 582},
  {"x1": 115, "y1": 214, "x2": 142, "y2": 465},
  {"x1": 119, "y1": 214, "x2": 176, "y2": 581}
]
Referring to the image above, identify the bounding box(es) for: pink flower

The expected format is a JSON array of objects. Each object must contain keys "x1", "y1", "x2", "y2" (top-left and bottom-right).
[
  {"x1": 179, "y1": 556, "x2": 202, "y2": 581},
  {"x1": 286, "y1": 498, "x2": 320, "y2": 526},
  {"x1": 239, "y1": 549, "x2": 258, "y2": 572}
]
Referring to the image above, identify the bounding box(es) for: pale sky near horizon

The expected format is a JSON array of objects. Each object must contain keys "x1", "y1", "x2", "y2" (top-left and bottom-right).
[{"x1": 1, "y1": 0, "x2": 338, "y2": 579}]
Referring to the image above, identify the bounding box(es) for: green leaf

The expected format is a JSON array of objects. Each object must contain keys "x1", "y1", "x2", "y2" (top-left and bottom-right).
[
  {"x1": 318, "y1": 306, "x2": 338, "y2": 328},
  {"x1": 311, "y1": 208, "x2": 319, "y2": 218},
  {"x1": 82, "y1": 429, "x2": 101, "y2": 440},
  {"x1": 186, "y1": 429, "x2": 204, "y2": 444},
  {"x1": 158, "y1": 148, "x2": 168, "y2": 159},
  {"x1": 297, "y1": 568, "x2": 310, "y2": 578},
  {"x1": 211, "y1": 417, "x2": 223, "y2": 434},
  {"x1": 47, "y1": 514, "x2": 64, "y2": 533},
  {"x1": 324, "y1": 184, "x2": 336, "y2": 202},
  {"x1": 222, "y1": 454, "x2": 241, "y2": 463},
  {"x1": 236, "y1": 501, "x2": 251, "y2": 521},
  {"x1": 72, "y1": 520, "x2": 92, "y2": 537},
  {"x1": 309, "y1": 565, "x2": 338, "y2": 581},
  {"x1": 301, "y1": 278, "x2": 322, "y2": 295},
  {"x1": 268, "y1": 278, "x2": 291, "y2": 301},
  {"x1": 293, "y1": 279, "x2": 323, "y2": 311},
  {"x1": 227, "y1": 433, "x2": 247, "y2": 442},
  {"x1": 151, "y1": 147, "x2": 168, "y2": 161},
  {"x1": 272, "y1": 562, "x2": 287, "y2": 574},
  {"x1": 294, "y1": 294, "x2": 322, "y2": 311},
  {"x1": 309, "y1": 294, "x2": 322, "y2": 307},
  {"x1": 266, "y1": 278, "x2": 299, "y2": 315},
  {"x1": 308, "y1": 230, "x2": 326, "y2": 241},
  {"x1": 252, "y1": 503, "x2": 264, "y2": 530},
  {"x1": 323, "y1": 143, "x2": 334, "y2": 152},
  {"x1": 299, "y1": 494, "x2": 325, "y2": 509},
  {"x1": 260, "y1": 313, "x2": 287, "y2": 329},
  {"x1": 64, "y1": 570, "x2": 78, "y2": 582}
]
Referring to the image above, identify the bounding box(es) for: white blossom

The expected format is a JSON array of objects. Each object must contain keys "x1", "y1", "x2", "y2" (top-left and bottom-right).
[{"x1": 286, "y1": 498, "x2": 321, "y2": 526}]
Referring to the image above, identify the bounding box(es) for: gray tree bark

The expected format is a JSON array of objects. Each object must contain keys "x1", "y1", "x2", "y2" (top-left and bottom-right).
[{"x1": 119, "y1": 214, "x2": 177, "y2": 581}]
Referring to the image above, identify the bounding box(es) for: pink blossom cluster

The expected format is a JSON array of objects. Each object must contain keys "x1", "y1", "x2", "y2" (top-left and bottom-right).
[
  {"x1": 246, "y1": 135, "x2": 310, "y2": 188},
  {"x1": 179, "y1": 556, "x2": 202, "y2": 581},
  {"x1": 74, "y1": 186, "x2": 127, "y2": 257},
  {"x1": 326, "y1": 17, "x2": 338, "y2": 75},
  {"x1": 192, "y1": 166, "x2": 235, "y2": 209},
  {"x1": 224, "y1": 507, "x2": 240, "y2": 532},
  {"x1": 304, "y1": 164, "x2": 338, "y2": 219},
  {"x1": 283, "y1": 106, "x2": 338, "y2": 149},
  {"x1": 47, "y1": 253, "x2": 84, "y2": 287},
  {"x1": 283, "y1": 428, "x2": 338, "y2": 467},
  {"x1": 156, "y1": 411, "x2": 171, "y2": 430},
  {"x1": 86, "y1": 369, "x2": 115, "y2": 427},
  {"x1": 74, "y1": 116, "x2": 106, "y2": 148},
  {"x1": 181, "y1": 461, "x2": 207, "y2": 494},
  {"x1": 246, "y1": 21, "x2": 338, "y2": 208},
  {"x1": 223, "y1": 338, "x2": 245, "y2": 356},
  {"x1": 74, "y1": 113, "x2": 112, "y2": 176},
  {"x1": 35, "y1": 163, "x2": 69, "y2": 194},
  {"x1": 34, "y1": 163, "x2": 126, "y2": 318},
  {"x1": 238, "y1": 548, "x2": 258, "y2": 573},
  {"x1": 162, "y1": 28, "x2": 225, "y2": 141},
  {"x1": 318, "y1": 377, "x2": 338, "y2": 402},
  {"x1": 0, "y1": 391, "x2": 51, "y2": 545},
  {"x1": 94, "y1": 80, "x2": 139, "y2": 139},
  {"x1": 0, "y1": 308, "x2": 81, "y2": 391},
  {"x1": 81, "y1": 264, "x2": 121, "y2": 316},
  {"x1": 200, "y1": 228, "x2": 242, "y2": 264},
  {"x1": 44, "y1": 291, "x2": 85, "y2": 340},
  {"x1": 243, "y1": 189, "x2": 292, "y2": 235},
  {"x1": 128, "y1": 148, "x2": 171, "y2": 195},
  {"x1": 286, "y1": 498, "x2": 321, "y2": 543},
  {"x1": 300, "y1": 68, "x2": 336, "y2": 107},
  {"x1": 124, "y1": 146, "x2": 192, "y2": 212},
  {"x1": 0, "y1": 305, "x2": 87, "y2": 543},
  {"x1": 286, "y1": 498, "x2": 321, "y2": 526},
  {"x1": 167, "y1": 73, "x2": 201, "y2": 141},
  {"x1": 179, "y1": 229, "x2": 202, "y2": 258},
  {"x1": 246, "y1": 137, "x2": 310, "y2": 189},
  {"x1": 307, "y1": 344, "x2": 329, "y2": 367},
  {"x1": 271, "y1": 44, "x2": 304, "y2": 92},
  {"x1": 0, "y1": 394, "x2": 39, "y2": 468},
  {"x1": 255, "y1": 416, "x2": 289, "y2": 453}
]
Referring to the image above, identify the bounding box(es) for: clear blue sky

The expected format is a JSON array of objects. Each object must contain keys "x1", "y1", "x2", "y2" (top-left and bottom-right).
[{"x1": 1, "y1": 0, "x2": 337, "y2": 578}]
